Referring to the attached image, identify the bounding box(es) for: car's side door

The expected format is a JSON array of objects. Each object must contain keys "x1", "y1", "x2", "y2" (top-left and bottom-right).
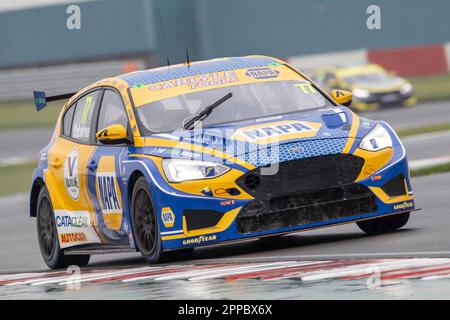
[
  {"x1": 45, "y1": 90, "x2": 103, "y2": 248},
  {"x1": 85, "y1": 88, "x2": 132, "y2": 245}
]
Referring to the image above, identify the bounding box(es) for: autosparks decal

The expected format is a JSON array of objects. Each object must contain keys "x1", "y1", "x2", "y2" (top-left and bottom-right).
[
  {"x1": 148, "y1": 71, "x2": 239, "y2": 91},
  {"x1": 60, "y1": 232, "x2": 88, "y2": 244},
  {"x1": 231, "y1": 120, "x2": 322, "y2": 144},
  {"x1": 182, "y1": 234, "x2": 217, "y2": 246}
]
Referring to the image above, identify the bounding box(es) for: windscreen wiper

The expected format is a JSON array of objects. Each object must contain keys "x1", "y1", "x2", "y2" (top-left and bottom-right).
[{"x1": 183, "y1": 92, "x2": 233, "y2": 130}]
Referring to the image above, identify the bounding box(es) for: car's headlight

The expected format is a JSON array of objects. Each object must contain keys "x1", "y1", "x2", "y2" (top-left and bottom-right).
[
  {"x1": 162, "y1": 159, "x2": 230, "y2": 182},
  {"x1": 359, "y1": 125, "x2": 393, "y2": 151},
  {"x1": 352, "y1": 88, "x2": 370, "y2": 99},
  {"x1": 400, "y1": 83, "x2": 413, "y2": 95}
]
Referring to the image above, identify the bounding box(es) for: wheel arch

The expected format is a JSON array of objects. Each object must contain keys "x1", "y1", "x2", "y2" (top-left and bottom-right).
[{"x1": 30, "y1": 177, "x2": 45, "y2": 217}]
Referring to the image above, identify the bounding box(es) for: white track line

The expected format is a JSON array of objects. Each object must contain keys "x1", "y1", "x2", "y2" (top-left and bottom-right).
[
  {"x1": 121, "y1": 265, "x2": 199, "y2": 283},
  {"x1": 29, "y1": 267, "x2": 154, "y2": 286},
  {"x1": 201, "y1": 252, "x2": 450, "y2": 263},
  {"x1": 188, "y1": 261, "x2": 327, "y2": 281},
  {"x1": 152, "y1": 262, "x2": 296, "y2": 282},
  {"x1": 300, "y1": 258, "x2": 450, "y2": 282}
]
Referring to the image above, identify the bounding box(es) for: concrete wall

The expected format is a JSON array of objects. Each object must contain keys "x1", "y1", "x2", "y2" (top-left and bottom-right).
[{"x1": 0, "y1": 0, "x2": 157, "y2": 68}]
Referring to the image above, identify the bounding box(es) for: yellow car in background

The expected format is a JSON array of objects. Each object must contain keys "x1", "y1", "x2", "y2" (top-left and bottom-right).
[{"x1": 313, "y1": 64, "x2": 417, "y2": 111}]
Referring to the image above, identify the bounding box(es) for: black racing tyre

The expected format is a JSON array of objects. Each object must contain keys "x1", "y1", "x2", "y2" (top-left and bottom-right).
[
  {"x1": 357, "y1": 212, "x2": 410, "y2": 235},
  {"x1": 131, "y1": 176, "x2": 164, "y2": 264},
  {"x1": 36, "y1": 185, "x2": 90, "y2": 269}
]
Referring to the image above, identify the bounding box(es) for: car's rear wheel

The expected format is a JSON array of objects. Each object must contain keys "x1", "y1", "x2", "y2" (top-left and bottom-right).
[
  {"x1": 357, "y1": 212, "x2": 410, "y2": 235},
  {"x1": 36, "y1": 186, "x2": 90, "y2": 269}
]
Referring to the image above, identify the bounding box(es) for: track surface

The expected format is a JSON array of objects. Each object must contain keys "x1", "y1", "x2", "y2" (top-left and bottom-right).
[
  {"x1": 0, "y1": 172, "x2": 449, "y2": 299},
  {"x1": 0, "y1": 173, "x2": 448, "y2": 272}
]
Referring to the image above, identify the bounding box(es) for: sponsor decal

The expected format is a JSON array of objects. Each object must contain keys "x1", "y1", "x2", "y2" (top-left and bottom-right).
[
  {"x1": 95, "y1": 157, "x2": 123, "y2": 231},
  {"x1": 220, "y1": 199, "x2": 235, "y2": 206},
  {"x1": 56, "y1": 215, "x2": 89, "y2": 228},
  {"x1": 393, "y1": 200, "x2": 414, "y2": 211},
  {"x1": 149, "y1": 147, "x2": 170, "y2": 155},
  {"x1": 149, "y1": 71, "x2": 239, "y2": 91},
  {"x1": 245, "y1": 67, "x2": 280, "y2": 79},
  {"x1": 201, "y1": 187, "x2": 213, "y2": 197},
  {"x1": 96, "y1": 172, "x2": 122, "y2": 213},
  {"x1": 182, "y1": 234, "x2": 217, "y2": 246},
  {"x1": 178, "y1": 150, "x2": 201, "y2": 159},
  {"x1": 232, "y1": 120, "x2": 322, "y2": 144},
  {"x1": 60, "y1": 232, "x2": 88, "y2": 244},
  {"x1": 64, "y1": 149, "x2": 80, "y2": 200},
  {"x1": 371, "y1": 175, "x2": 382, "y2": 181},
  {"x1": 288, "y1": 146, "x2": 303, "y2": 153},
  {"x1": 161, "y1": 207, "x2": 175, "y2": 228},
  {"x1": 54, "y1": 210, "x2": 101, "y2": 248},
  {"x1": 360, "y1": 118, "x2": 372, "y2": 128}
]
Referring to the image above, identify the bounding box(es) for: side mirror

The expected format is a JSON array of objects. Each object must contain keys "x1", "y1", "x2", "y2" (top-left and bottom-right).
[
  {"x1": 96, "y1": 124, "x2": 129, "y2": 145},
  {"x1": 331, "y1": 90, "x2": 352, "y2": 107}
]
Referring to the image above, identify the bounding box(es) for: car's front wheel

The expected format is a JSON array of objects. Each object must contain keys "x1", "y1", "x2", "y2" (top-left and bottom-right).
[
  {"x1": 131, "y1": 177, "x2": 164, "y2": 264},
  {"x1": 131, "y1": 177, "x2": 194, "y2": 264},
  {"x1": 357, "y1": 212, "x2": 410, "y2": 235},
  {"x1": 36, "y1": 185, "x2": 90, "y2": 269}
]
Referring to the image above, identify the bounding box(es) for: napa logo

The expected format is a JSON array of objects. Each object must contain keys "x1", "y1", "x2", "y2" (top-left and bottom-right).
[
  {"x1": 161, "y1": 207, "x2": 175, "y2": 228},
  {"x1": 64, "y1": 149, "x2": 80, "y2": 200},
  {"x1": 246, "y1": 67, "x2": 280, "y2": 79},
  {"x1": 96, "y1": 172, "x2": 121, "y2": 213},
  {"x1": 231, "y1": 120, "x2": 322, "y2": 144}
]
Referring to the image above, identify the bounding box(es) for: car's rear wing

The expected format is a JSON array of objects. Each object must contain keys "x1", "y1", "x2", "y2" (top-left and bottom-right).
[{"x1": 33, "y1": 91, "x2": 77, "y2": 111}]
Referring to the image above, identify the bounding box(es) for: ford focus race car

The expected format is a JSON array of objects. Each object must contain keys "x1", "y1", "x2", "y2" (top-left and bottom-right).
[
  {"x1": 30, "y1": 56, "x2": 415, "y2": 269},
  {"x1": 313, "y1": 64, "x2": 417, "y2": 111}
]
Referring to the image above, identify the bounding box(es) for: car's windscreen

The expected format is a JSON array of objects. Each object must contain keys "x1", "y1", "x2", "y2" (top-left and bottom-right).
[
  {"x1": 136, "y1": 80, "x2": 334, "y2": 133},
  {"x1": 344, "y1": 72, "x2": 390, "y2": 84}
]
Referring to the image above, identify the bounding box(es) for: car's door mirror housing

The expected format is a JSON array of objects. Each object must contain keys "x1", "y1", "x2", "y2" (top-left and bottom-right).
[
  {"x1": 96, "y1": 124, "x2": 130, "y2": 145},
  {"x1": 331, "y1": 90, "x2": 353, "y2": 107}
]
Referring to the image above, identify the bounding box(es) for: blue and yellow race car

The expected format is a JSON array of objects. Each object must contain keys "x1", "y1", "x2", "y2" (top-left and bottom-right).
[{"x1": 30, "y1": 56, "x2": 415, "y2": 269}]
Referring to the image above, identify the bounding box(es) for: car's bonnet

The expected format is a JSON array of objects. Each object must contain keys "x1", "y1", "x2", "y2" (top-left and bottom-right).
[{"x1": 144, "y1": 107, "x2": 376, "y2": 164}]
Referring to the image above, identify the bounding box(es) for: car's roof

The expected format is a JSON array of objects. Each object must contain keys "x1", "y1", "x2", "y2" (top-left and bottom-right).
[{"x1": 117, "y1": 56, "x2": 282, "y2": 87}]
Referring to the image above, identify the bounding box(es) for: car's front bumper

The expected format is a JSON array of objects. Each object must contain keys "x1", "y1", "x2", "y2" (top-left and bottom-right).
[{"x1": 146, "y1": 139, "x2": 414, "y2": 251}]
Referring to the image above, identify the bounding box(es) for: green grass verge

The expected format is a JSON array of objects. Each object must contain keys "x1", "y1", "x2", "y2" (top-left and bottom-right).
[
  {"x1": 408, "y1": 73, "x2": 450, "y2": 102},
  {"x1": 0, "y1": 101, "x2": 62, "y2": 130},
  {"x1": 397, "y1": 122, "x2": 450, "y2": 137},
  {"x1": 0, "y1": 162, "x2": 36, "y2": 196},
  {"x1": 411, "y1": 162, "x2": 450, "y2": 177}
]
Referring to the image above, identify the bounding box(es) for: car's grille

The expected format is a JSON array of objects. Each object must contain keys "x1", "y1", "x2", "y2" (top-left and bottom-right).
[
  {"x1": 236, "y1": 154, "x2": 365, "y2": 198},
  {"x1": 183, "y1": 209, "x2": 225, "y2": 231},
  {"x1": 236, "y1": 184, "x2": 378, "y2": 234}
]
